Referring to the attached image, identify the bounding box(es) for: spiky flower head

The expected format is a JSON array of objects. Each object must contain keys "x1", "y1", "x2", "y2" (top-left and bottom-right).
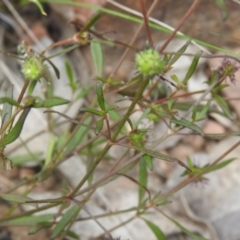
[
  {"x1": 135, "y1": 49, "x2": 165, "y2": 77},
  {"x1": 21, "y1": 57, "x2": 46, "y2": 81}
]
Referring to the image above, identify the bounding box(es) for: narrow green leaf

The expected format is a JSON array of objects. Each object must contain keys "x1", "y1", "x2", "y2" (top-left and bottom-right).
[
  {"x1": 139, "y1": 157, "x2": 147, "y2": 205},
  {"x1": 215, "y1": 0, "x2": 229, "y2": 20},
  {"x1": 143, "y1": 219, "x2": 166, "y2": 240},
  {"x1": 187, "y1": 157, "x2": 194, "y2": 169},
  {"x1": 168, "y1": 40, "x2": 191, "y2": 66},
  {"x1": 80, "y1": 11, "x2": 102, "y2": 33},
  {"x1": 155, "y1": 199, "x2": 172, "y2": 206},
  {"x1": 105, "y1": 105, "x2": 119, "y2": 112},
  {"x1": 86, "y1": 155, "x2": 94, "y2": 186},
  {"x1": 48, "y1": 44, "x2": 79, "y2": 59},
  {"x1": 171, "y1": 117, "x2": 204, "y2": 136},
  {"x1": 191, "y1": 106, "x2": 197, "y2": 122},
  {"x1": 213, "y1": 93, "x2": 233, "y2": 120},
  {"x1": 0, "y1": 97, "x2": 19, "y2": 107},
  {"x1": 0, "y1": 214, "x2": 54, "y2": 226},
  {"x1": 44, "y1": 134, "x2": 56, "y2": 168},
  {"x1": 143, "y1": 154, "x2": 153, "y2": 171},
  {"x1": 65, "y1": 117, "x2": 92, "y2": 154},
  {"x1": 213, "y1": 83, "x2": 229, "y2": 92},
  {"x1": 105, "y1": 103, "x2": 119, "y2": 120},
  {"x1": 43, "y1": 57, "x2": 60, "y2": 79},
  {"x1": 80, "y1": 107, "x2": 104, "y2": 116},
  {"x1": 91, "y1": 40, "x2": 103, "y2": 76},
  {"x1": 182, "y1": 51, "x2": 202, "y2": 84},
  {"x1": 65, "y1": 61, "x2": 74, "y2": 85},
  {"x1": 50, "y1": 205, "x2": 80, "y2": 239},
  {"x1": 65, "y1": 61, "x2": 77, "y2": 91},
  {"x1": 172, "y1": 101, "x2": 224, "y2": 116},
  {"x1": 65, "y1": 230, "x2": 79, "y2": 240},
  {"x1": 0, "y1": 107, "x2": 31, "y2": 147},
  {"x1": 195, "y1": 100, "x2": 211, "y2": 121},
  {"x1": 0, "y1": 194, "x2": 34, "y2": 204},
  {"x1": 10, "y1": 152, "x2": 43, "y2": 166},
  {"x1": 29, "y1": 0, "x2": 47, "y2": 15},
  {"x1": 161, "y1": 211, "x2": 208, "y2": 240},
  {"x1": 205, "y1": 158, "x2": 235, "y2": 174},
  {"x1": 34, "y1": 97, "x2": 70, "y2": 108},
  {"x1": 28, "y1": 222, "x2": 53, "y2": 235},
  {"x1": 167, "y1": 98, "x2": 174, "y2": 111},
  {"x1": 170, "y1": 74, "x2": 179, "y2": 83},
  {"x1": 108, "y1": 109, "x2": 120, "y2": 121},
  {"x1": 134, "y1": 108, "x2": 151, "y2": 129},
  {"x1": 96, "y1": 82, "x2": 105, "y2": 111},
  {"x1": 55, "y1": 133, "x2": 67, "y2": 150},
  {"x1": 95, "y1": 118, "x2": 104, "y2": 135}
]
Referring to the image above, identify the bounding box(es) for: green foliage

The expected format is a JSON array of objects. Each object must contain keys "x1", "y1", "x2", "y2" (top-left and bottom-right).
[
  {"x1": 29, "y1": 0, "x2": 47, "y2": 15},
  {"x1": 50, "y1": 205, "x2": 81, "y2": 239},
  {"x1": 182, "y1": 51, "x2": 202, "y2": 84},
  {"x1": 215, "y1": 0, "x2": 229, "y2": 20},
  {"x1": 0, "y1": 107, "x2": 31, "y2": 147},
  {"x1": 138, "y1": 157, "x2": 148, "y2": 205},
  {"x1": 171, "y1": 117, "x2": 204, "y2": 136},
  {"x1": 181, "y1": 157, "x2": 235, "y2": 179},
  {"x1": 0, "y1": 1, "x2": 237, "y2": 239},
  {"x1": 143, "y1": 219, "x2": 166, "y2": 240}
]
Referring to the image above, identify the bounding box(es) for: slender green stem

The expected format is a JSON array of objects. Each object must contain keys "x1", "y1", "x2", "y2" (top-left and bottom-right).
[{"x1": 69, "y1": 77, "x2": 150, "y2": 197}]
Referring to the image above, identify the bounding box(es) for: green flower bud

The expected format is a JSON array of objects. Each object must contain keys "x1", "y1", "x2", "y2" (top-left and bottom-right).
[
  {"x1": 135, "y1": 49, "x2": 165, "y2": 76},
  {"x1": 21, "y1": 57, "x2": 45, "y2": 81}
]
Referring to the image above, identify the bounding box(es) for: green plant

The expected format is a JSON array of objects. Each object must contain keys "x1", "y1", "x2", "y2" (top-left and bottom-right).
[{"x1": 0, "y1": 0, "x2": 239, "y2": 239}]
